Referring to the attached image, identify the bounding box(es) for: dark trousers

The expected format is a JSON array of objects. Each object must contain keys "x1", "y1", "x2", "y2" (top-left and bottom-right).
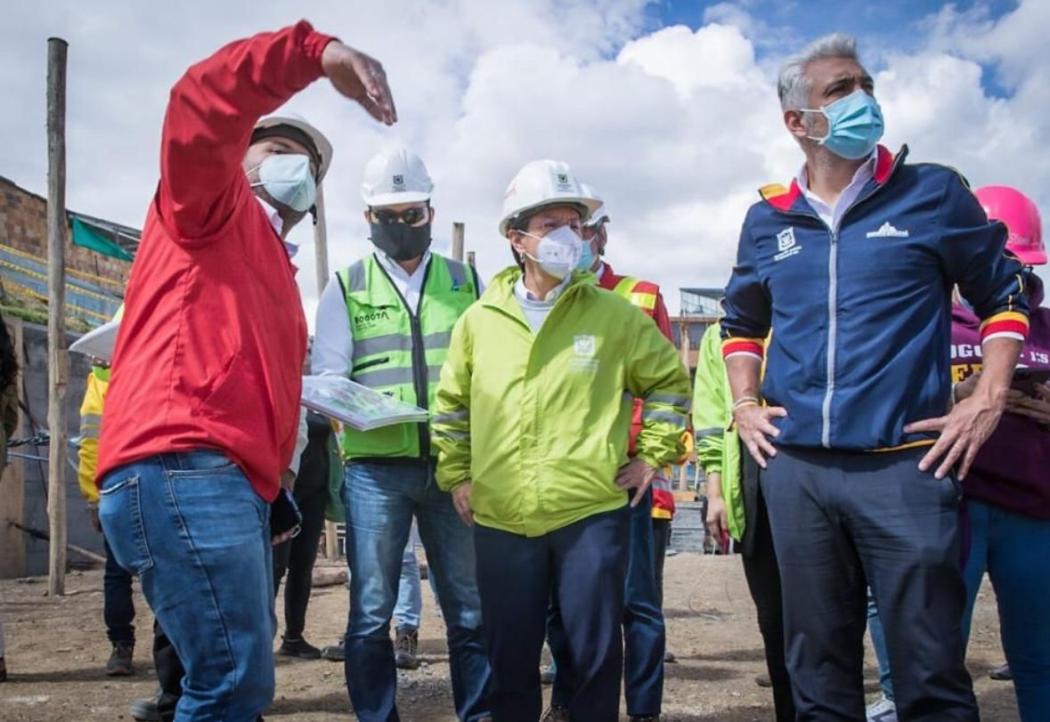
[
  {"x1": 740, "y1": 486, "x2": 795, "y2": 722},
  {"x1": 272, "y1": 478, "x2": 327, "y2": 639},
  {"x1": 651, "y1": 518, "x2": 671, "y2": 607},
  {"x1": 103, "y1": 536, "x2": 135, "y2": 646},
  {"x1": 476, "y1": 507, "x2": 629, "y2": 722},
  {"x1": 550, "y1": 490, "x2": 664, "y2": 716},
  {"x1": 761, "y1": 446, "x2": 978, "y2": 721},
  {"x1": 153, "y1": 620, "x2": 184, "y2": 722}
]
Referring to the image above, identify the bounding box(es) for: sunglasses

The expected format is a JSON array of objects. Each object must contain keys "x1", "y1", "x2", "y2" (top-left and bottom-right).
[{"x1": 370, "y1": 206, "x2": 430, "y2": 226}]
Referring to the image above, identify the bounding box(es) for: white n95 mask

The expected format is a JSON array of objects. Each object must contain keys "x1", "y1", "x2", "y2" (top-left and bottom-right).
[{"x1": 521, "y1": 225, "x2": 582, "y2": 280}]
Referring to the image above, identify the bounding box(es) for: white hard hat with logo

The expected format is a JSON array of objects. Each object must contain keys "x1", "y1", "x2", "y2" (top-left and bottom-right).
[
  {"x1": 253, "y1": 114, "x2": 334, "y2": 182},
  {"x1": 579, "y1": 183, "x2": 610, "y2": 227},
  {"x1": 499, "y1": 160, "x2": 602, "y2": 237},
  {"x1": 361, "y1": 146, "x2": 434, "y2": 207}
]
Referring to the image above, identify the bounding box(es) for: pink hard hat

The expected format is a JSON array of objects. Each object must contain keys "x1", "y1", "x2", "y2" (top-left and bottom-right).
[{"x1": 974, "y1": 185, "x2": 1046, "y2": 266}]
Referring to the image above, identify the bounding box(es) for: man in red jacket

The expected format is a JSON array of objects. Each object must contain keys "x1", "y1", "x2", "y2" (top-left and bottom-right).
[
  {"x1": 96, "y1": 21, "x2": 395, "y2": 721},
  {"x1": 546, "y1": 192, "x2": 676, "y2": 722}
]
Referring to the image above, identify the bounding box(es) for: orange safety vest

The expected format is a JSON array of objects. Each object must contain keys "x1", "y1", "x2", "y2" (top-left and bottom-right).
[{"x1": 601, "y1": 267, "x2": 677, "y2": 520}]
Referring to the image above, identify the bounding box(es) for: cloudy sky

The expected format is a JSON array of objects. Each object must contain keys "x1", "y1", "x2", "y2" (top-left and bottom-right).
[{"x1": 2, "y1": 0, "x2": 1046, "y2": 323}]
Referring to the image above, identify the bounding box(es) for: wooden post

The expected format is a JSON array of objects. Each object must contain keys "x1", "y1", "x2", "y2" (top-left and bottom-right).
[
  {"x1": 451, "y1": 222, "x2": 465, "y2": 262},
  {"x1": 46, "y1": 36, "x2": 69, "y2": 596},
  {"x1": 312, "y1": 185, "x2": 341, "y2": 560},
  {"x1": 466, "y1": 251, "x2": 476, "y2": 267}
]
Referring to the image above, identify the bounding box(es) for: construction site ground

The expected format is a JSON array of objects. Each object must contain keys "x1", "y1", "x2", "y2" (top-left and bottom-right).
[{"x1": 0, "y1": 553, "x2": 1018, "y2": 721}]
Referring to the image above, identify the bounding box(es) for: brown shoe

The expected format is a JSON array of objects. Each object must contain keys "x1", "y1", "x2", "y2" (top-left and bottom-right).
[
  {"x1": 754, "y1": 672, "x2": 772, "y2": 688},
  {"x1": 106, "y1": 643, "x2": 134, "y2": 676},
  {"x1": 394, "y1": 627, "x2": 420, "y2": 670}
]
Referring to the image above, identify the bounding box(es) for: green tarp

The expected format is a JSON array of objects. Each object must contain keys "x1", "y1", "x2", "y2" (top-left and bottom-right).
[{"x1": 71, "y1": 216, "x2": 134, "y2": 261}]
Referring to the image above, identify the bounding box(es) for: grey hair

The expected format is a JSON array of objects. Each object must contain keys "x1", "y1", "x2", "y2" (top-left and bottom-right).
[{"x1": 777, "y1": 33, "x2": 860, "y2": 110}]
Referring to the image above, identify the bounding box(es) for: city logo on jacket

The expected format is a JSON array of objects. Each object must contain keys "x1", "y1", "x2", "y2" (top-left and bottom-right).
[
  {"x1": 866, "y1": 221, "x2": 910, "y2": 238},
  {"x1": 570, "y1": 334, "x2": 599, "y2": 373},
  {"x1": 574, "y1": 335, "x2": 596, "y2": 357},
  {"x1": 774, "y1": 227, "x2": 802, "y2": 262}
]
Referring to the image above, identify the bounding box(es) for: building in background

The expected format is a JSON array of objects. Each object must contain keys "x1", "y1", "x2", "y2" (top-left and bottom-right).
[
  {"x1": 670, "y1": 287, "x2": 722, "y2": 376},
  {"x1": 0, "y1": 175, "x2": 139, "y2": 578},
  {"x1": 0, "y1": 175, "x2": 137, "y2": 331}
]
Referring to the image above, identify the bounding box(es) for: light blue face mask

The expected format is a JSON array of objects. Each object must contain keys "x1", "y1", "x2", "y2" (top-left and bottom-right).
[
  {"x1": 250, "y1": 154, "x2": 317, "y2": 212},
  {"x1": 803, "y1": 89, "x2": 885, "y2": 160},
  {"x1": 576, "y1": 237, "x2": 597, "y2": 272}
]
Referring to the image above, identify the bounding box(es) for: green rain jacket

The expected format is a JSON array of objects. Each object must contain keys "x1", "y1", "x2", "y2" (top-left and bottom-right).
[
  {"x1": 693, "y1": 321, "x2": 746, "y2": 541},
  {"x1": 433, "y1": 266, "x2": 691, "y2": 537}
]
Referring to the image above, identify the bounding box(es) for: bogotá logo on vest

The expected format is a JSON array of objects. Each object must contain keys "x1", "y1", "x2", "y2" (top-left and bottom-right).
[{"x1": 354, "y1": 309, "x2": 391, "y2": 327}]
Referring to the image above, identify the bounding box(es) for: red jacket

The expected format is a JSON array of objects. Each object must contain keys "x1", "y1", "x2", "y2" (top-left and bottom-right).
[
  {"x1": 597, "y1": 264, "x2": 678, "y2": 519},
  {"x1": 97, "y1": 22, "x2": 328, "y2": 501}
]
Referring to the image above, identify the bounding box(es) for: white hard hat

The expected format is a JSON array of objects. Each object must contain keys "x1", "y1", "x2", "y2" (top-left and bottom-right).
[
  {"x1": 361, "y1": 146, "x2": 434, "y2": 207},
  {"x1": 499, "y1": 160, "x2": 602, "y2": 237},
  {"x1": 579, "y1": 183, "x2": 610, "y2": 227},
  {"x1": 253, "y1": 114, "x2": 334, "y2": 182}
]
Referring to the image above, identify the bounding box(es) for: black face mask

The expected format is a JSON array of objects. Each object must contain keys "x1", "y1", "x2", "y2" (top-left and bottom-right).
[{"x1": 370, "y1": 222, "x2": 432, "y2": 261}]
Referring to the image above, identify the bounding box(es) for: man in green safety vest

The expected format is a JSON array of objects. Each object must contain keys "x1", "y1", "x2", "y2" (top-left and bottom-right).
[{"x1": 312, "y1": 146, "x2": 491, "y2": 722}]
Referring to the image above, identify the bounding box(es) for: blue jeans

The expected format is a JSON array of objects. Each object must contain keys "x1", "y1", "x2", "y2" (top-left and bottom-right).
[
  {"x1": 99, "y1": 451, "x2": 274, "y2": 722},
  {"x1": 867, "y1": 589, "x2": 894, "y2": 702},
  {"x1": 343, "y1": 460, "x2": 491, "y2": 722},
  {"x1": 962, "y1": 500, "x2": 1050, "y2": 721},
  {"x1": 550, "y1": 489, "x2": 664, "y2": 715},
  {"x1": 394, "y1": 536, "x2": 422, "y2": 630}
]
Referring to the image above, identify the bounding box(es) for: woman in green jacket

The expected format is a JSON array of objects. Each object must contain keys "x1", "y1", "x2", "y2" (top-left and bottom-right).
[{"x1": 433, "y1": 160, "x2": 690, "y2": 722}]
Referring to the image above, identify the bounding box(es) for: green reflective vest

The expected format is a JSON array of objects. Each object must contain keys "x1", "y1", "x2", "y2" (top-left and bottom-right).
[{"x1": 336, "y1": 253, "x2": 479, "y2": 459}]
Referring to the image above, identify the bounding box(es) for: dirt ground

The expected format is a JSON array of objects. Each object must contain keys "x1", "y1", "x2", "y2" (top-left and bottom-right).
[{"x1": 0, "y1": 553, "x2": 1019, "y2": 721}]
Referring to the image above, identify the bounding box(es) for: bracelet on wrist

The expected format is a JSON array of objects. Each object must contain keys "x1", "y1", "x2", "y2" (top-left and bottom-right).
[{"x1": 732, "y1": 396, "x2": 761, "y2": 410}]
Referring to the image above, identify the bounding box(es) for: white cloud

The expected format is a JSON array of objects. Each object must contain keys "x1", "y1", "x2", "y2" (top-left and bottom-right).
[{"x1": 2, "y1": 0, "x2": 1050, "y2": 323}]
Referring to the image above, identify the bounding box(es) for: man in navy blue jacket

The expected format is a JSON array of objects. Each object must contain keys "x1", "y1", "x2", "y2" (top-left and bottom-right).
[{"x1": 721, "y1": 33, "x2": 1029, "y2": 721}]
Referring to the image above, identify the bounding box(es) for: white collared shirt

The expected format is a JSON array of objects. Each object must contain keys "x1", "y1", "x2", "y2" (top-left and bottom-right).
[
  {"x1": 513, "y1": 273, "x2": 572, "y2": 332},
  {"x1": 256, "y1": 197, "x2": 284, "y2": 237},
  {"x1": 796, "y1": 150, "x2": 877, "y2": 232}
]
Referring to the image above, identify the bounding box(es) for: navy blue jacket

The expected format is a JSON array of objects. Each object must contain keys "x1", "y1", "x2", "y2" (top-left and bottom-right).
[{"x1": 721, "y1": 146, "x2": 1029, "y2": 450}]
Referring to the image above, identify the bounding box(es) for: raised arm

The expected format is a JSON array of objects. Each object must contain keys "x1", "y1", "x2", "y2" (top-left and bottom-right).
[{"x1": 157, "y1": 21, "x2": 334, "y2": 241}]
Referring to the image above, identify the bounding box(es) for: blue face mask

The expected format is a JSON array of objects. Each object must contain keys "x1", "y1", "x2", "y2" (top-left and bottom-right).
[
  {"x1": 803, "y1": 89, "x2": 885, "y2": 160},
  {"x1": 249, "y1": 154, "x2": 317, "y2": 212},
  {"x1": 576, "y1": 237, "x2": 596, "y2": 272}
]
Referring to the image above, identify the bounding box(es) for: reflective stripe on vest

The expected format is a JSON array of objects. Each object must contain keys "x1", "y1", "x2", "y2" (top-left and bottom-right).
[
  {"x1": 337, "y1": 254, "x2": 478, "y2": 460},
  {"x1": 611, "y1": 276, "x2": 658, "y2": 313}
]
